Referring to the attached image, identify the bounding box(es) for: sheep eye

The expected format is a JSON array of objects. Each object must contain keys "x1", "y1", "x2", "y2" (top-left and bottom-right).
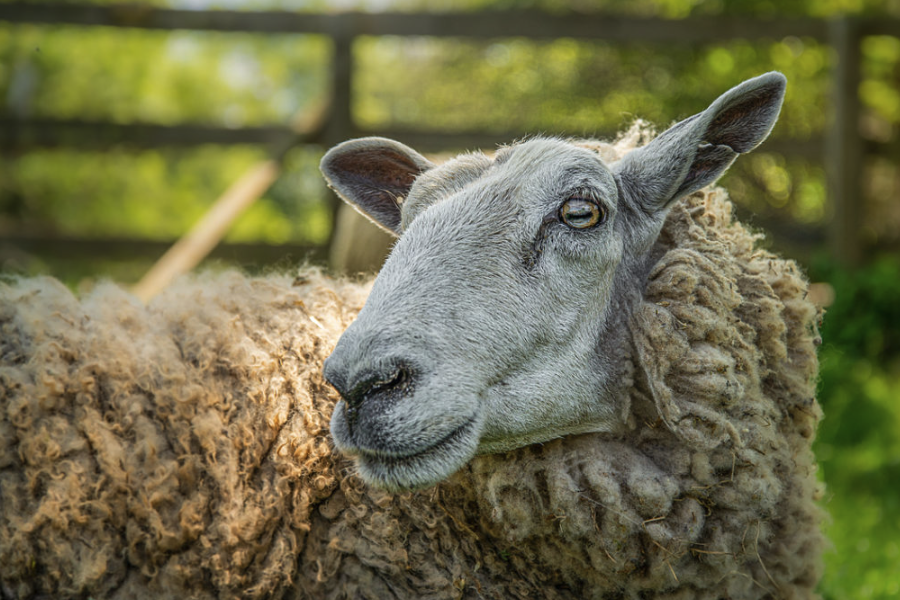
[{"x1": 560, "y1": 198, "x2": 604, "y2": 229}]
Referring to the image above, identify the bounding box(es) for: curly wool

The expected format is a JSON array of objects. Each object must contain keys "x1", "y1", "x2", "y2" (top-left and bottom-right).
[
  {"x1": 0, "y1": 271, "x2": 368, "y2": 599},
  {"x1": 1, "y1": 146, "x2": 823, "y2": 600}
]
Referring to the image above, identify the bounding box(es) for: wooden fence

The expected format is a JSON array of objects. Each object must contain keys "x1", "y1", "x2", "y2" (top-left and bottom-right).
[{"x1": 1, "y1": 2, "x2": 896, "y2": 269}]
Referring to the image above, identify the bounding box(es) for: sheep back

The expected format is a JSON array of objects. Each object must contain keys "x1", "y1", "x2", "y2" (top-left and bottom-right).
[{"x1": 0, "y1": 271, "x2": 367, "y2": 599}]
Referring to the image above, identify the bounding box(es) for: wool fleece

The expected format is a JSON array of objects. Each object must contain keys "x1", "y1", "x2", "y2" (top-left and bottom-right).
[{"x1": 0, "y1": 156, "x2": 823, "y2": 600}]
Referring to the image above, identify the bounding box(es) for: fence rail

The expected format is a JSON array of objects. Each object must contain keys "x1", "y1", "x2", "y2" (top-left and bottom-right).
[
  {"x1": 0, "y1": 1, "x2": 893, "y2": 266},
  {"x1": 0, "y1": 116, "x2": 834, "y2": 158},
  {"x1": 1, "y1": 234, "x2": 328, "y2": 264},
  {"x1": 0, "y1": 4, "x2": 833, "y2": 40}
]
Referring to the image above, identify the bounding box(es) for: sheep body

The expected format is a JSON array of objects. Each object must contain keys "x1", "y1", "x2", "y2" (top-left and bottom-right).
[
  {"x1": 1, "y1": 137, "x2": 823, "y2": 599},
  {"x1": 0, "y1": 271, "x2": 365, "y2": 599}
]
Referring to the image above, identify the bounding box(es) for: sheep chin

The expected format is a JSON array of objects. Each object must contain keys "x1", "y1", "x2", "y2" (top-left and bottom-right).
[{"x1": 352, "y1": 416, "x2": 481, "y2": 492}]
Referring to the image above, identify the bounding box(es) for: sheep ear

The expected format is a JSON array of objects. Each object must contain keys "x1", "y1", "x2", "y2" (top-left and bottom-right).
[
  {"x1": 321, "y1": 137, "x2": 434, "y2": 236},
  {"x1": 615, "y1": 72, "x2": 786, "y2": 213}
]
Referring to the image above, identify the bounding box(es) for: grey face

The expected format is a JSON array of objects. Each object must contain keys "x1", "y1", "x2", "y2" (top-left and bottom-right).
[{"x1": 321, "y1": 72, "x2": 787, "y2": 491}]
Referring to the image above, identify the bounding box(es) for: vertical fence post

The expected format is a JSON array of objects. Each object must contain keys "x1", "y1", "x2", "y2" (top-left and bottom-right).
[
  {"x1": 324, "y1": 18, "x2": 396, "y2": 273},
  {"x1": 324, "y1": 19, "x2": 355, "y2": 231},
  {"x1": 827, "y1": 17, "x2": 864, "y2": 265},
  {"x1": 325, "y1": 20, "x2": 354, "y2": 149}
]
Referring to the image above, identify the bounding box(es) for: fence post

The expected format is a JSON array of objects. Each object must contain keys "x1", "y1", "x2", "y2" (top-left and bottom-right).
[
  {"x1": 325, "y1": 19, "x2": 395, "y2": 274},
  {"x1": 827, "y1": 17, "x2": 864, "y2": 265},
  {"x1": 325, "y1": 21, "x2": 354, "y2": 148},
  {"x1": 323, "y1": 20, "x2": 355, "y2": 229}
]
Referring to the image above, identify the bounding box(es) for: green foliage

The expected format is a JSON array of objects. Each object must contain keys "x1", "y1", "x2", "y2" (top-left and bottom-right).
[
  {"x1": 7, "y1": 0, "x2": 900, "y2": 260},
  {"x1": 355, "y1": 35, "x2": 830, "y2": 136},
  {"x1": 815, "y1": 256, "x2": 900, "y2": 358},
  {"x1": 0, "y1": 24, "x2": 329, "y2": 125},
  {"x1": 811, "y1": 256, "x2": 900, "y2": 600},
  {"x1": 0, "y1": 145, "x2": 331, "y2": 241},
  {"x1": 3, "y1": 146, "x2": 258, "y2": 237},
  {"x1": 0, "y1": 18, "x2": 335, "y2": 285},
  {"x1": 862, "y1": 36, "x2": 900, "y2": 126}
]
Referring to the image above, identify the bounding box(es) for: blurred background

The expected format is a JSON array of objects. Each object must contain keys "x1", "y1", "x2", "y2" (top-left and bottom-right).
[{"x1": 0, "y1": 0, "x2": 898, "y2": 598}]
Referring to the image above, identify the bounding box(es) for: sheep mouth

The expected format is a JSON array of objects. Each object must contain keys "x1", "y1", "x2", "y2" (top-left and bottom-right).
[{"x1": 353, "y1": 416, "x2": 480, "y2": 492}]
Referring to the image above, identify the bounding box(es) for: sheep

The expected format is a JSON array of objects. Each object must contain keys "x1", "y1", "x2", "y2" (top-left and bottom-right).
[{"x1": 0, "y1": 72, "x2": 824, "y2": 599}]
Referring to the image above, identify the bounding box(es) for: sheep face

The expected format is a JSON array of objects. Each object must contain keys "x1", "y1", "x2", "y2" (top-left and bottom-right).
[
  {"x1": 321, "y1": 72, "x2": 787, "y2": 491},
  {"x1": 325, "y1": 140, "x2": 626, "y2": 491}
]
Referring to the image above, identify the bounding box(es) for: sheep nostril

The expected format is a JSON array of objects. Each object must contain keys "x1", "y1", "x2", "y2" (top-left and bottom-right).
[{"x1": 344, "y1": 364, "x2": 413, "y2": 409}]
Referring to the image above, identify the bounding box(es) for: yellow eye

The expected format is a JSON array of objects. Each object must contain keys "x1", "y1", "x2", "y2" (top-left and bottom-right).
[{"x1": 560, "y1": 198, "x2": 604, "y2": 229}]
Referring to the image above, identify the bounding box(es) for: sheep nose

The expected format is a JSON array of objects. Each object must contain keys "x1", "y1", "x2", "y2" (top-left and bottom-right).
[{"x1": 323, "y1": 357, "x2": 413, "y2": 409}]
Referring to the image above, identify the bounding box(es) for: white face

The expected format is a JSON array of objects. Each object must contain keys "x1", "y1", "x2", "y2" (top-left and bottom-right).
[
  {"x1": 321, "y1": 72, "x2": 786, "y2": 491},
  {"x1": 325, "y1": 140, "x2": 630, "y2": 491}
]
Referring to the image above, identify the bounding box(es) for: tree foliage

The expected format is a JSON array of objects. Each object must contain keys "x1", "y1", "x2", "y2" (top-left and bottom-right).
[
  {"x1": 3, "y1": 0, "x2": 900, "y2": 259},
  {"x1": 811, "y1": 255, "x2": 900, "y2": 600}
]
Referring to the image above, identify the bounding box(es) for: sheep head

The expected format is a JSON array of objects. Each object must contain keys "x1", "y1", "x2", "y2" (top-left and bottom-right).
[{"x1": 320, "y1": 72, "x2": 786, "y2": 491}]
